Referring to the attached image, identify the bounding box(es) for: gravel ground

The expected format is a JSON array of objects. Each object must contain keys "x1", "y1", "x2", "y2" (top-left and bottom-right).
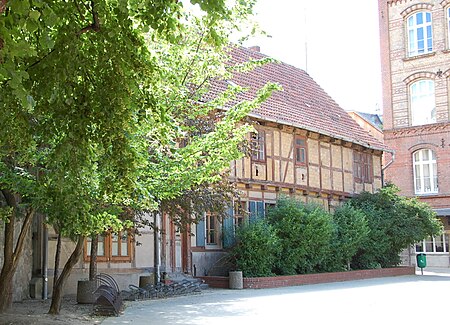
[{"x1": 0, "y1": 295, "x2": 106, "y2": 325}]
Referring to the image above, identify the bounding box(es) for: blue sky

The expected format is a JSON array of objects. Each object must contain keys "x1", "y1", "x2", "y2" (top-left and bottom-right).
[{"x1": 242, "y1": 0, "x2": 383, "y2": 115}]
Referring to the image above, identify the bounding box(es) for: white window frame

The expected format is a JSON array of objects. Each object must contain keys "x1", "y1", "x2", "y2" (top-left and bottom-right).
[
  {"x1": 447, "y1": 7, "x2": 450, "y2": 48},
  {"x1": 407, "y1": 11, "x2": 433, "y2": 57},
  {"x1": 413, "y1": 149, "x2": 438, "y2": 195},
  {"x1": 415, "y1": 233, "x2": 450, "y2": 254},
  {"x1": 410, "y1": 79, "x2": 436, "y2": 126}
]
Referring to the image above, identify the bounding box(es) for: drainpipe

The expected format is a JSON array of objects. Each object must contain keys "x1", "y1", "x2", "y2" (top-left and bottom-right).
[
  {"x1": 42, "y1": 221, "x2": 48, "y2": 300},
  {"x1": 381, "y1": 150, "x2": 396, "y2": 186},
  {"x1": 154, "y1": 211, "x2": 161, "y2": 283}
]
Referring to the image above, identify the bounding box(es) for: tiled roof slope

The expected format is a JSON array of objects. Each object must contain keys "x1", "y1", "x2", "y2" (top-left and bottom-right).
[
  {"x1": 207, "y1": 46, "x2": 388, "y2": 151},
  {"x1": 356, "y1": 112, "x2": 383, "y2": 131}
]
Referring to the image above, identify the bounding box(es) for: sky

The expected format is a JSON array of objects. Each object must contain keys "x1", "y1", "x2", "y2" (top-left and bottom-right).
[{"x1": 241, "y1": 0, "x2": 383, "y2": 115}]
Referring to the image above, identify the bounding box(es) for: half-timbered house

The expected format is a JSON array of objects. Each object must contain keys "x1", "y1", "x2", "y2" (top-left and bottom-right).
[{"x1": 11, "y1": 45, "x2": 388, "y2": 300}]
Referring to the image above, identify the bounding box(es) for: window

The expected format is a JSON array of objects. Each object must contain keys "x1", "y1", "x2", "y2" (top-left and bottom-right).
[
  {"x1": 249, "y1": 200, "x2": 265, "y2": 221},
  {"x1": 205, "y1": 213, "x2": 219, "y2": 245},
  {"x1": 447, "y1": 7, "x2": 450, "y2": 48},
  {"x1": 416, "y1": 233, "x2": 449, "y2": 253},
  {"x1": 295, "y1": 136, "x2": 307, "y2": 165},
  {"x1": 407, "y1": 11, "x2": 433, "y2": 57},
  {"x1": 413, "y1": 149, "x2": 438, "y2": 194},
  {"x1": 85, "y1": 231, "x2": 132, "y2": 262},
  {"x1": 251, "y1": 131, "x2": 265, "y2": 162},
  {"x1": 353, "y1": 151, "x2": 373, "y2": 183},
  {"x1": 410, "y1": 80, "x2": 436, "y2": 126},
  {"x1": 233, "y1": 201, "x2": 247, "y2": 228}
]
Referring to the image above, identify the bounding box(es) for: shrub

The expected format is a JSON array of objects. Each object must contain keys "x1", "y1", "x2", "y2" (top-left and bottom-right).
[
  {"x1": 229, "y1": 219, "x2": 280, "y2": 277},
  {"x1": 266, "y1": 198, "x2": 334, "y2": 275},
  {"x1": 348, "y1": 184, "x2": 443, "y2": 269},
  {"x1": 331, "y1": 203, "x2": 369, "y2": 270}
]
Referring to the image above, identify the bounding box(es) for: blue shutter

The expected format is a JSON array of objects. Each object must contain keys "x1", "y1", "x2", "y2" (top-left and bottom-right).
[
  {"x1": 249, "y1": 201, "x2": 257, "y2": 223},
  {"x1": 196, "y1": 218, "x2": 206, "y2": 247},
  {"x1": 257, "y1": 201, "x2": 265, "y2": 218},
  {"x1": 222, "y1": 206, "x2": 235, "y2": 248}
]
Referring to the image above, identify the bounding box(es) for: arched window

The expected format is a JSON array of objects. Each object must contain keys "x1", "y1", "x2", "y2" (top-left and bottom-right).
[
  {"x1": 447, "y1": 7, "x2": 450, "y2": 48},
  {"x1": 413, "y1": 149, "x2": 438, "y2": 194},
  {"x1": 410, "y1": 79, "x2": 435, "y2": 126},
  {"x1": 407, "y1": 11, "x2": 433, "y2": 57}
]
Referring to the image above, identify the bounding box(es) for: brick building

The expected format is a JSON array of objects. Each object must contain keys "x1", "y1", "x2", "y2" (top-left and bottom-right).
[{"x1": 379, "y1": 0, "x2": 450, "y2": 266}]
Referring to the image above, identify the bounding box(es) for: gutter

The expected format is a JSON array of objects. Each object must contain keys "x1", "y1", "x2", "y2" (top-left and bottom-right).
[{"x1": 381, "y1": 150, "x2": 396, "y2": 186}]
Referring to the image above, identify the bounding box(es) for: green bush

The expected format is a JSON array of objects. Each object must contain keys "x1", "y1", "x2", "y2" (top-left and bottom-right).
[
  {"x1": 229, "y1": 219, "x2": 280, "y2": 277},
  {"x1": 331, "y1": 203, "x2": 369, "y2": 271},
  {"x1": 227, "y1": 184, "x2": 443, "y2": 277},
  {"x1": 348, "y1": 184, "x2": 443, "y2": 269},
  {"x1": 266, "y1": 198, "x2": 334, "y2": 275}
]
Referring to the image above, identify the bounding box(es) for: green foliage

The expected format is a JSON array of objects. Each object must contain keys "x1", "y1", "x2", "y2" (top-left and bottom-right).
[
  {"x1": 348, "y1": 184, "x2": 443, "y2": 269},
  {"x1": 229, "y1": 219, "x2": 280, "y2": 277},
  {"x1": 266, "y1": 197, "x2": 334, "y2": 275},
  {"x1": 0, "y1": 0, "x2": 272, "y2": 239},
  {"x1": 331, "y1": 203, "x2": 369, "y2": 270},
  {"x1": 229, "y1": 186, "x2": 441, "y2": 277}
]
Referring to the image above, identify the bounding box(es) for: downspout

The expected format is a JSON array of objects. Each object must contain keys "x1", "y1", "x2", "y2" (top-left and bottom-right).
[
  {"x1": 154, "y1": 211, "x2": 161, "y2": 284},
  {"x1": 381, "y1": 150, "x2": 396, "y2": 186},
  {"x1": 41, "y1": 221, "x2": 48, "y2": 300}
]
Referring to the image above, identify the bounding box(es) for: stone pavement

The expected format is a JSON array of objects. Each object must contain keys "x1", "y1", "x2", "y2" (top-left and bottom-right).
[{"x1": 101, "y1": 268, "x2": 450, "y2": 325}]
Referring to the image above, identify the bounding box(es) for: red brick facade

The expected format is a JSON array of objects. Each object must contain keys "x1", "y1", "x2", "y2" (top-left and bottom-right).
[{"x1": 379, "y1": 0, "x2": 450, "y2": 266}]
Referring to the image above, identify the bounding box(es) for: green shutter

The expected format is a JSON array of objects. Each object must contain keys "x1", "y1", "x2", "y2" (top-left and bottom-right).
[
  {"x1": 222, "y1": 206, "x2": 235, "y2": 248},
  {"x1": 196, "y1": 218, "x2": 205, "y2": 247}
]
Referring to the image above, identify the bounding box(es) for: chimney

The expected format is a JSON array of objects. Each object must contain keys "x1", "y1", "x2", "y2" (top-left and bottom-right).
[{"x1": 248, "y1": 45, "x2": 260, "y2": 52}]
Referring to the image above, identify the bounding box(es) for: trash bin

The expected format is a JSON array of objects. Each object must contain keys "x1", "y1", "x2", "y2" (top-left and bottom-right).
[
  {"x1": 229, "y1": 271, "x2": 243, "y2": 289},
  {"x1": 416, "y1": 253, "x2": 427, "y2": 269}
]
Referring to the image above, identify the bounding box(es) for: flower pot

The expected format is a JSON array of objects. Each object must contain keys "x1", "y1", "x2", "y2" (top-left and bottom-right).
[{"x1": 76, "y1": 280, "x2": 97, "y2": 304}]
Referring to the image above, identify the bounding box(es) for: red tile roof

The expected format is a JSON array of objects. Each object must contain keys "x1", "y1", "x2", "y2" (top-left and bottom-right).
[{"x1": 206, "y1": 45, "x2": 388, "y2": 152}]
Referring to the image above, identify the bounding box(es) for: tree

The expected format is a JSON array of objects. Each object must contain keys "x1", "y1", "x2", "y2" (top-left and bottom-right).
[
  {"x1": 1, "y1": 0, "x2": 277, "y2": 314},
  {"x1": 348, "y1": 184, "x2": 443, "y2": 269}
]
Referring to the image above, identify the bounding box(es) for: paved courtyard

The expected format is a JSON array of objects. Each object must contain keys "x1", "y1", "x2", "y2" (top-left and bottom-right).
[{"x1": 102, "y1": 269, "x2": 450, "y2": 325}]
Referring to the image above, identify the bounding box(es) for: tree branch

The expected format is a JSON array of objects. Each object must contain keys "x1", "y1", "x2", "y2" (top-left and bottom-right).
[
  {"x1": 181, "y1": 32, "x2": 205, "y2": 86},
  {"x1": 77, "y1": 0, "x2": 100, "y2": 36},
  {"x1": 12, "y1": 208, "x2": 35, "y2": 266}
]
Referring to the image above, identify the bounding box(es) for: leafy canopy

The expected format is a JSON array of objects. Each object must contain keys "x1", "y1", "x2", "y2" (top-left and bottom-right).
[{"x1": 0, "y1": 0, "x2": 277, "y2": 238}]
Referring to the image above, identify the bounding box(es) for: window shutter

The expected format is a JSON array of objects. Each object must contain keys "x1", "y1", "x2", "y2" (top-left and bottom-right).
[
  {"x1": 196, "y1": 218, "x2": 206, "y2": 247},
  {"x1": 249, "y1": 201, "x2": 257, "y2": 223},
  {"x1": 257, "y1": 201, "x2": 265, "y2": 218},
  {"x1": 222, "y1": 206, "x2": 235, "y2": 248}
]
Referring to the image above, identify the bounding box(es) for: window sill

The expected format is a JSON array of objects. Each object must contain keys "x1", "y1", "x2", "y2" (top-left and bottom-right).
[
  {"x1": 403, "y1": 51, "x2": 436, "y2": 61},
  {"x1": 415, "y1": 192, "x2": 439, "y2": 197}
]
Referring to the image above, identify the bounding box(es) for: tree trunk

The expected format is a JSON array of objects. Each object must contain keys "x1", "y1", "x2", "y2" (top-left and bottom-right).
[
  {"x1": 52, "y1": 233, "x2": 62, "y2": 295},
  {"x1": 48, "y1": 235, "x2": 85, "y2": 315},
  {"x1": 89, "y1": 234, "x2": 98, "y2": 281},
  {"x1": 0, "y1": 190, "x2": 35, "y2": 313}
]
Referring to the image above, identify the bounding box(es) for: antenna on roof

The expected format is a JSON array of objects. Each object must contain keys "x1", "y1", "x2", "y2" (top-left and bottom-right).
[{"x1": 304, "y1": 5, "x2": 308, "y2": 72}]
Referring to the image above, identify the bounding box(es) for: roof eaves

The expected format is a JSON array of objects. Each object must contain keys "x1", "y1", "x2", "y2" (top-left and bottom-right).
[{"x1": 247, "y1": 111, "x2": 390, "y2": 153}]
